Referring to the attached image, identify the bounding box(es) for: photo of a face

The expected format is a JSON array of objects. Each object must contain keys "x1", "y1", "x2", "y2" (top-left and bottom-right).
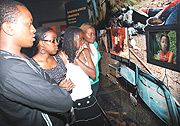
[
  {"x1": 160, "y1": 36, "x2": 168, "y2": 53},
  {"x1": 149, "y1": 30, "x2": 176, "y2": 64}
]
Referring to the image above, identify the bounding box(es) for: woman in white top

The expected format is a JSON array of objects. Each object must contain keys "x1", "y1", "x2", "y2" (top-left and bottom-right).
[{"x1": 58, "y1": 26, "x2": 104, "y2": 126}]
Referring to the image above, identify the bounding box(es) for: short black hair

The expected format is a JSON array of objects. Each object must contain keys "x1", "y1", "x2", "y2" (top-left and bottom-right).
[
  {"x1": 0, "y1": 0, "x2": 26, "y2": 30},
  {"x1": 62, "y1": 26, "x2": 82, "y2": 63}
]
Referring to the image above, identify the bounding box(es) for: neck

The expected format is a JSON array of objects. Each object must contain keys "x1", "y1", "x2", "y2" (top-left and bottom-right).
[
  {"x1": 163, "y1": 51, "x2": 168, "y2": 55},
  {"x1": 84, "y1": 40, "x2": 89, "y2": 45},
  {"x1": 33, "y1": 52, "x2": 52, "y2": 62},
  {"x1": 84, "y1": 41, "x2": 93, "y2": 55},
  {"x1": 84, "y1": 41, "x2": 90, "y2": 48},
  {"x1": 0, "y1": 34, "x2": 26, "y2": 59}
]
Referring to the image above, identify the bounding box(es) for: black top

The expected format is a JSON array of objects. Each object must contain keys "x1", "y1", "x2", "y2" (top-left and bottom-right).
[
  {"x1": 0, "y1": 50, "x2": 73, "y2": 126},
  {"x1": 43, "y1": 54, "x2": 67, "y2": 84}
]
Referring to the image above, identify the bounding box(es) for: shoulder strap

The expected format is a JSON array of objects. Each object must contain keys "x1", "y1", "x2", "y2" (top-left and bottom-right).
[
  {"x1": 82, "y1": 51, "x2": 87, "y2": 61},
  {"x1": 61, "y1": 51, "x2": 68, "y2": 62}
]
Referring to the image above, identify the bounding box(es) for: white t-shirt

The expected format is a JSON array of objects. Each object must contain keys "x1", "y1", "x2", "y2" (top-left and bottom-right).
[{"x1": 62, "y1": 52, "x2": 92, "y2": 101}]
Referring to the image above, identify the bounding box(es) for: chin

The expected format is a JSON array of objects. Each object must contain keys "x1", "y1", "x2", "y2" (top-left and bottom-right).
[
  {"x1": 53, "y1": 51, "x2": 58, "y2": 55},
  {"x1": 25, "y1": 43, "x2": 34, "y2": 48},
  {"x1": 29, "y1": 44, "x2": 34, "y2": 48},
  {"x1": 90, "y1": 40, "x2": 95, "y2": 43}
]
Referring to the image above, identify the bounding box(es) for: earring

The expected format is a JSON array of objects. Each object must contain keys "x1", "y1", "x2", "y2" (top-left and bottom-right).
[{"x1": 40, "y1": 46, "x2": 46, "y2": 54}]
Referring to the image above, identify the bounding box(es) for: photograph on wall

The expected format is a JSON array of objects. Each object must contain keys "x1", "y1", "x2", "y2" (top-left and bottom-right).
[
  {"x1": 109, "y1": 28, "x2": 129, "y2": 59},
  {"x1": 63, "y1": 0, "x2": 180, "y2": 125},
  {"x1": 149, "y1": 30, "x2": 177, "y2": 64},
  {"x1": 97, "y1": 29, "x2": 109, "y2": 53}
]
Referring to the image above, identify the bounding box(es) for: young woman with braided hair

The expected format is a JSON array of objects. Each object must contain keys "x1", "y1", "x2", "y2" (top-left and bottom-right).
[{"x1": 58, "y1": 26, "x2": 105, "y2": 126}]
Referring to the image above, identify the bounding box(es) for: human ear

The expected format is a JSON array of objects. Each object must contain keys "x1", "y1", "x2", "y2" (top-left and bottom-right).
[
  {"x1": 39, "y1": 40, "x2": 44, "y2": 46},
  {"x1": 1, "y1": 22, "x2": 14, "y2": 36}
]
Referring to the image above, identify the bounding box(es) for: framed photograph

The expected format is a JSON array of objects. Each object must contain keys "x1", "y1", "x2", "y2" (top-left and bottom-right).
[
  {"x1": 97, "y1": 29, "x2": 109, "y2": 53},
  {"x1": 146, "y1": 24, "x2": 180, "y2": 72},
  {"x1": 109, "y1": 28, "x2": 129, "y2": 60}
]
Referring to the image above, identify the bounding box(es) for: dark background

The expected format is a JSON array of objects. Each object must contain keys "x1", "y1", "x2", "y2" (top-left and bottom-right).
[{"x1": 16, "y1": 0, "x2": 73, "y2": 28}]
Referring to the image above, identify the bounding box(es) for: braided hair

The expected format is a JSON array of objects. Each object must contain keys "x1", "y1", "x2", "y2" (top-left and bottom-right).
[{"x1": 62, "y1": 26, "x2": 82, "y2": 63}]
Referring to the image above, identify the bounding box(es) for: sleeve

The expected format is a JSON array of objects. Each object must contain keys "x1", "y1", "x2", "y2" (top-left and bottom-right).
[{"x1": 2, "y1": 61, "x2": 73, "y2": 113}]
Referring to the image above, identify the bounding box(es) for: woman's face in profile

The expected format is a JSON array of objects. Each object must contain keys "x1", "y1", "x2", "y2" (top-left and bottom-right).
[
  {"x1": 83, "y1": 27, "x2": 96, "y2": 43},
  {"x1": 161, "y1": 36, "x2": 168, "y2": 53},
  {"x1": 43, "y1": 30, "x2": 58, "y2": 55}
]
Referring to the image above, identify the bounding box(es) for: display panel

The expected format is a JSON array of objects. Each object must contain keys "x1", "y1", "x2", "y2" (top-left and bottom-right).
[
  {"x1": 97, "y1": 29, "x2": 109, "y2": 53},
  {"x1": 146, "y1": 24, "x2": 180, "y2": 72},
  {"x1": 109, "y1": 28, "x2": 129, "y2": 61}
]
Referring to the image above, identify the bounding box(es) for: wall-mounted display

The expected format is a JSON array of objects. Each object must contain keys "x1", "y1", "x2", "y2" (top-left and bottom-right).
[
  {"x1": 146, "y1": 24, "x2": 180, "y2": 72},
  {"x1": 109, "y1": 28, "x2": 129, "y2": 61},
  {"x1": 97, "y1": 29, "x2": 109, "y2": 53}
]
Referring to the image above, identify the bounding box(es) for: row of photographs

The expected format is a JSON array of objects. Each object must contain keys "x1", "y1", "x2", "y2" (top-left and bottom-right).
[
  {"x1": 97, "y1": 28, "x2": 129, "y2": 60},
  {"x1": 98, "y1": 25, "x2": 180, "y2": 72}
]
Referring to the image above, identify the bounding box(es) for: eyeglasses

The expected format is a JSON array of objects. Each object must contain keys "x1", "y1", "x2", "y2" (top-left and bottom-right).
[{"x1": 42, "y1": 39, "x2": 59, "y2": 44}]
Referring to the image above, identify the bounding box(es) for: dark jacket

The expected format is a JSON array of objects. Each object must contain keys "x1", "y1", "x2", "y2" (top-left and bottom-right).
[{"x1": 0, "y1": 50, "x2": 73, "y2": 126}]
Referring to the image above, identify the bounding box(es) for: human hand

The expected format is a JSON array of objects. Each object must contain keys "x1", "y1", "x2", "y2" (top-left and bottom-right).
[
  {"x1": 75, "y1": 45, "x2": 85, "y2": 59},
  {"x1": 59, "y1": 78, "x2": 75, "y2": 91}
]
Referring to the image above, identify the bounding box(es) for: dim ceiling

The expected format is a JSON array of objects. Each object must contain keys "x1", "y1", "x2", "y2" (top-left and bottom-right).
[{"x1": 16, "y1": 0, "x2": 71, "y2": 4}]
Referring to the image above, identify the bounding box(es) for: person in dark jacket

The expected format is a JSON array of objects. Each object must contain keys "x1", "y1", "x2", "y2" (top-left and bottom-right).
[{"x1": 0, "y1": 0, "x2": 73, "y2": 126}]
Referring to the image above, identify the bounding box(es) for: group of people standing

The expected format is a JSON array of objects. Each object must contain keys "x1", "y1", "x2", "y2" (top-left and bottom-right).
[{"x1": 0, "y1": 0, "x2": 103, "y2": 126}]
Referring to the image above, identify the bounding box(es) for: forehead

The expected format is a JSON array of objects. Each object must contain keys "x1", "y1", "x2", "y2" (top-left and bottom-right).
[
  {"x1": 161, "y1": 36, "x2": 168, "y2": 41},
  {"x1": 17, "y1": 5, "x2": 33, "y2": 22},
  {"x1": 44, "y1": 30, "x2": 57, "y2": 38},
  {"x1": 85, "y1": 27, "x2": 95, "y2": 33}
]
